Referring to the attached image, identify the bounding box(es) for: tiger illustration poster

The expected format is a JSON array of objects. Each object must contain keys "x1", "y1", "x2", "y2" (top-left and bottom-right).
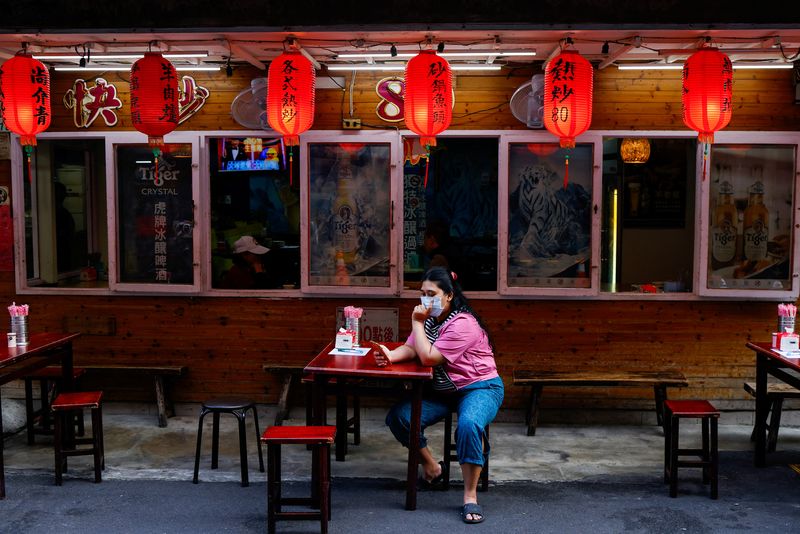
[{"x1": 508, "y1": 143, "x2": 592, "y2": 287}]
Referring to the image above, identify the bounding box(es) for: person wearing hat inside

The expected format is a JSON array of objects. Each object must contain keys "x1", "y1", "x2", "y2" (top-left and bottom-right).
[{"x1": 221, "y1": 236, "x2": 270, "y2": 289}]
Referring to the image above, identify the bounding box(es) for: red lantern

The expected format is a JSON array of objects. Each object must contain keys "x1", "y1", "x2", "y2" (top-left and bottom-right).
[
  {"x1": 404, "y1": 50, "x2": 452, "y2": 148},
  {"x1": 266, "y1": 50, "x2": 315, "y2": 146},
  {"x1": 0, "y1": 53, "x2": 51, "y2": 147},
  {"x1": 266, "y1": 49, "x2": 315, "y2": 184},
  {"x1": 404, "y1": 50, "x2": 453, "y2": 186},
  {"x1": 130, "y1": 52, "x2": 179, "y2": 147},
  {"x1": 682, "y1": 48, "x2": 733, "y2": 144},
  {"x1": 543, "y1": 49, "x2": 593, "y2": 188},
  {"x1": 543, "y1": 50, "x2": 593, "y2": 149}
]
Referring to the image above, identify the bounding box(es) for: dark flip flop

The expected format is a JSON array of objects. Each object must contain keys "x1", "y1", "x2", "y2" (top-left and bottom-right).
[
  {"x1": 462, "y1": 502, "x2": 484, "y2": 524},
  {"x1": 419, "y1": 461, "x2": 447, "y2": 490}
]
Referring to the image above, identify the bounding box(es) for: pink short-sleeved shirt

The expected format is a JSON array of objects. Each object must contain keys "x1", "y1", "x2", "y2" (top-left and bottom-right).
[{"x1": 406, "y1": 312, "x2": 499, "y2": 389}]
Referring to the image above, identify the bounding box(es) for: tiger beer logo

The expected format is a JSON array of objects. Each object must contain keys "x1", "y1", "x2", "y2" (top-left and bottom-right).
[{"x1": 375, "y1": 77, "x2": 404, "y2": 123}]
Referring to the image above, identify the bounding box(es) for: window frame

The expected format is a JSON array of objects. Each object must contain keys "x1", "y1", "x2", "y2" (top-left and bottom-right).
[{"x1": 299, "y1": 130, "x2": 402, "y2": 296}]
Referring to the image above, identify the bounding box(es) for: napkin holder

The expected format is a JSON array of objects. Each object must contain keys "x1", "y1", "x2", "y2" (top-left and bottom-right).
[
  {"x1": 335, "y1": 329, "x2": 355, "y2": 350},
  {"x1": 772, "y1": 331, "x2": 800, "y2": 352}
]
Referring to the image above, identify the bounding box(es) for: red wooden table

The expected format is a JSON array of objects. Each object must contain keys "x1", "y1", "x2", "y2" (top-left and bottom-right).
[
  {"x1": 304, "y1": 341, "x2": 432, "y2": 511},
  {"x1": 0, "y1": 332, "x2": 81, "y2": 499},
  {"x1": 745, "y1": 341, "x2": 800, "y2": 467}
]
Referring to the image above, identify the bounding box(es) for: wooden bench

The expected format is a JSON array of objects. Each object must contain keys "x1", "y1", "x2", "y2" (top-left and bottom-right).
[
  {"x1": 743, "y1": 381, "x2": 800, "y2": 452},
  {"x1": 81, "y1": 365, "x2": 187, "y2": 427},
  {"x1": 513, "y1": 369, "x2": 689, "y2": 436},
  {"x1": 263, "y1": 364, "x2": 307, "y2": 426}
]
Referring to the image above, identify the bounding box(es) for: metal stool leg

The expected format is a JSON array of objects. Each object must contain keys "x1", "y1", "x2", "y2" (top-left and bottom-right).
[
  {"x1": 236, "y1": 410, "x2": 249, "y2": 487},
  {"x1": 192, "y1": 408, "x2": 208, "y2": 484},
  {"x1": 669, "y1": 415, "x2": 679, "y2": 498},
  {"x1": 250, "y1": 405, "x2": 265, "y2": 472},
  {"x1": 211, "y1": 412, "x2": 220, "y2": 469}
]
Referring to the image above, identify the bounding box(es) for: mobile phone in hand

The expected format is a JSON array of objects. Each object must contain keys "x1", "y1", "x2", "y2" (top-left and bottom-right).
[{"x1": 371, "y1": 342, "x2": 390, "y2": 367}]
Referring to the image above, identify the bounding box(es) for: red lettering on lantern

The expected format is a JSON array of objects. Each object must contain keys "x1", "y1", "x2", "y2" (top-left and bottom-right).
[
  {"x1": 0, "y1": 54, "x2": 51, "y2": 146},
  {"x1": 543, "y1": 50, "x2": 593, "y2": 149},
  {"x1": 682, "y1": 48, "x2": 733, "y2": 144}
]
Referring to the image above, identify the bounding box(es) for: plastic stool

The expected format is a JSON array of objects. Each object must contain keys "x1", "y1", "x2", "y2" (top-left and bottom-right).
[
  {"x1": 443, "y1": 411, "x2": 489, "y2": 492},
  {"x1": 193, "y1": 397, "x2": 264, "y2": 487},
  {"x1": 51, "y1": 390, "x2": 104, "y2": 486},
  {"x1": 664, "y1": 399, "x2": 719, "y2": 499},
  {"x1": 262, "y1": 425, "x2": 336, "y2": 534}
]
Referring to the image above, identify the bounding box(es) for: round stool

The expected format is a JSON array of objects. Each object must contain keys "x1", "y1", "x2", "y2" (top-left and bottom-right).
[
  {"x1": 663, "y1": 399, "x2": 719, "y2": 499},
  {"x1": 193, "y1": 397, "x2": 264, "y2": 487}
]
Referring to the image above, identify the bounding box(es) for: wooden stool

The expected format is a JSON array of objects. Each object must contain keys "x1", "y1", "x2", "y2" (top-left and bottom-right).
[
  {"x1": 261, "y1": 425, "x2": 336, "y2": 534},
  {"x1": 51, "y1": 391, "x2": 105, "y2": 486},
  {"x1": 663, "y1": 399, "x2": 719, "y2": 499},
  {"x1": 24, "y1": 367, "x2": 86, "y2": 445},
  {"x1": 743, "y1": 381, "x2": 800, "y2": 452},
  {"x1": 193, "y1": 397, "x2": 264, "y2": 487},
  {"x1": 443, "y1": 412, "x2": 489, "y2": 492}
]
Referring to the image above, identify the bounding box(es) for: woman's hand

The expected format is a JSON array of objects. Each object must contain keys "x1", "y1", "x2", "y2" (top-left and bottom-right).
[{"x1": 412, "y1": 303, "x2": 431, "y2": 324}]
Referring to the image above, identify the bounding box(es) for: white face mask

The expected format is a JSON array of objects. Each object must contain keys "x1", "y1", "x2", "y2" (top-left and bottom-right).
[{"x1": 420, "y1": 296, "x2": 444, "y2": 317}]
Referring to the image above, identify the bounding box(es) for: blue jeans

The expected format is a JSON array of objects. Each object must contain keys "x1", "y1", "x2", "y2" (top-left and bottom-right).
[{"x1": 385, "y1": 376, "x2": 504, "y2": 466}]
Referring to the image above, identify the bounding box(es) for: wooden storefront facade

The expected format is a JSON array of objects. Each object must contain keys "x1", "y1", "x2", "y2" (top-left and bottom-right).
[{"x1": 0, "y1": 61, "x2": 796, "y2": 417}]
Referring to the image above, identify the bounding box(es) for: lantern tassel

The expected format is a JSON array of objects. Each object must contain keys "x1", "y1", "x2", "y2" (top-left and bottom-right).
[
  {"x1": 152, "y1": 147, "x2": 161, "y2": 184},
  {"x1": 702, "y1": 142, "x2": 709, "y2": 181},
  {"x1": 288, "y1": 146, "x2": 293, "y2": 186},
  {"x1": 563, "y1": 153, "x2": 570, "y2": 190},
  {"x1": 24, "y1": 145, "x2": 33, "y2": 184},
  {"x1": 424, "y1": 146, "x2": 431, "y2": 188}
]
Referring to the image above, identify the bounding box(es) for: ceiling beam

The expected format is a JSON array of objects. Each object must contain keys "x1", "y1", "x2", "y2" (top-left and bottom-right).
[
  {"x1": 598, "y1": 37, "x2": 640, "y2": 70},
  {"x1": 229, "y1": 42, "x2": 265, "y2": 69}
]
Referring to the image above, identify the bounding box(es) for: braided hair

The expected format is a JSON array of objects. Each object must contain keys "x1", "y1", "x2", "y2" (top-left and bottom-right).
[{"x1": 421, "y1": 267, "x2": 494, "y2": 350}]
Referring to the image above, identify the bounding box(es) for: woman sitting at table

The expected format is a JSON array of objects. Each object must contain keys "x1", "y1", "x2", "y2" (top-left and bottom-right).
[{"x1": 377, "y1": 267, "x2": 504, "y2": 524}]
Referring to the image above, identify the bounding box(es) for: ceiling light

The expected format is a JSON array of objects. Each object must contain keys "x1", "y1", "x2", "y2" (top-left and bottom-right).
[
  {"x1": 53, "y1": 65, "x2": 220, "y2": 72},
  {"x1": 325, "y1": 63, "x2": 501, "y2": 72},
  {"x1": 618, "y1": 62, "x2": 792, "y2": 70},
  {"x1": 34, "y1": 52, "x2": 208, "y2": 61},
  {"x1": 335, "y1": 50, "x2": 535, "y2": 59}
]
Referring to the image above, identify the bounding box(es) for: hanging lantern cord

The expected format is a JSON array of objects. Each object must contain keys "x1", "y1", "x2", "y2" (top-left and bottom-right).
[
  {"x1": 424, "y1": 144, "x2": 431, "y2": 188},
  {"x1": 563, "y1": 153, "x2": 570, "y2": 190}
]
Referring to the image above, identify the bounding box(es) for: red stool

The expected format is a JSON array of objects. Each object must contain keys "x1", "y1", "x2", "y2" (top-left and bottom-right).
[
  {"x1": 261, "y1": 425, "x2": 336, "y2": 534},
  {"x1": 24, "y1": 367, "x2": 86, "y2": 445},
  {"x1": 51, "y1": 391, "x2": 105, "y2": 486},
  {"x1": 663, "y1": 399, "x2": 719, "y2": 499},
  {"x1": 443, "y1": 411, "x2": 489, "y2": 492}
]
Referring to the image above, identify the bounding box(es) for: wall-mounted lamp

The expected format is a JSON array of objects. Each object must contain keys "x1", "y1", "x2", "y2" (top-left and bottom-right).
[{"x1": 620, "y1": 138, "x2": 651, "y2": 164}]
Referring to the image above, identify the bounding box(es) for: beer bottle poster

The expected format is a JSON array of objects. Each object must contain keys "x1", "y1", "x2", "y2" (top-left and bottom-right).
[{"x1": 116, "y1": 144, "x2": 194, "y2": 284}]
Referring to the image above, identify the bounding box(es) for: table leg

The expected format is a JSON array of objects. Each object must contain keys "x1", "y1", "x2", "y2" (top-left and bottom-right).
[
  {"x1": 60, "y1": 343, "x2": 76, "y2": 458},
  {"x1": 406, "y1": 381, "x2": 422, "y2": 511},
  {"x1": 311, "y1": 375, "x2": 327, "y2": 505},
  {"x1": 0, "y1": 387, "x2": 5, "y2": 499},
  {"x1": 755, "y1": 352, "x2": 768, "y2": 467},
  {"x1": 335, "y1": 378, "x2": 348, "y2": 461}
]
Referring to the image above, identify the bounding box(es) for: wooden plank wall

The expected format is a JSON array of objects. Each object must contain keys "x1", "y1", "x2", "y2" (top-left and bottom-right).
[
  {"x1": 48, "y1": 65, "x2": 800, "y2": 132},
  {"x1": 3, "y1": 64, "x2": 796, "y2": 413}
]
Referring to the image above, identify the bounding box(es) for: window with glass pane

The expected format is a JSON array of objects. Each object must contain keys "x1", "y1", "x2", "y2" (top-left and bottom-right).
[
  {"x1": 23, "y1": 139, "x2": 107, "y2": 288},
  {"x1": 208, "y1": 137, "x2": 300, "y2": 289},
  {"x1": 507, "y1": 143, "x2": 592, "y2": 288},
  {"x1": 307, "y1": 143, "x2": 391, "y2": 287},
  {"x1": 403, "y1": 137, "x2": 498, "y2": 291},
  {"x1": 707, "y1": 144, "x2": 795, "y2": 290},
  {"x1": 600, "y1": 138, "x2": 696, "y2": 293},
  {"x1": 116, "y1": 143, "x2": 193, "y2": 284}
]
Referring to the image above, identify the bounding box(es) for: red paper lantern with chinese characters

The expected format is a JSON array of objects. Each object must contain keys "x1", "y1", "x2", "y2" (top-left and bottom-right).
[
  {"x1": 266, "y1": 50, "x2": 315, "y2": 147},
  {"x1": 404, "y1": 50, "x2": 452, "y2": 148},
  {"x1": 543, "y1": 50, "x2": 593, "y2": 149},
  {"x1": 0, "y1": 53, "x2": 51, "y2": 147},
  {"x1": 129, "y1": 52, "x2": 179, "y2": 146},
  {"x1": 682, "y1": 48, "x2": 732, "y2": 144}
]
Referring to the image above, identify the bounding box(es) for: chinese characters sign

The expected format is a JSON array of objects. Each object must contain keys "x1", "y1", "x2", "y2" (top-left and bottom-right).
[
  {"x1": 63, "y1": 78, "x2": 122, "y2": 128},
  {"x1": 336, "y1": 307, "x2": 398, "y2": 343}
]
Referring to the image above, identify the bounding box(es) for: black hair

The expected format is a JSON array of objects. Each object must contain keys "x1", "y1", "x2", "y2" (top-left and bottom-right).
[{"x1": 421, "y1": 266, "x2": 494, "y2": 350}]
